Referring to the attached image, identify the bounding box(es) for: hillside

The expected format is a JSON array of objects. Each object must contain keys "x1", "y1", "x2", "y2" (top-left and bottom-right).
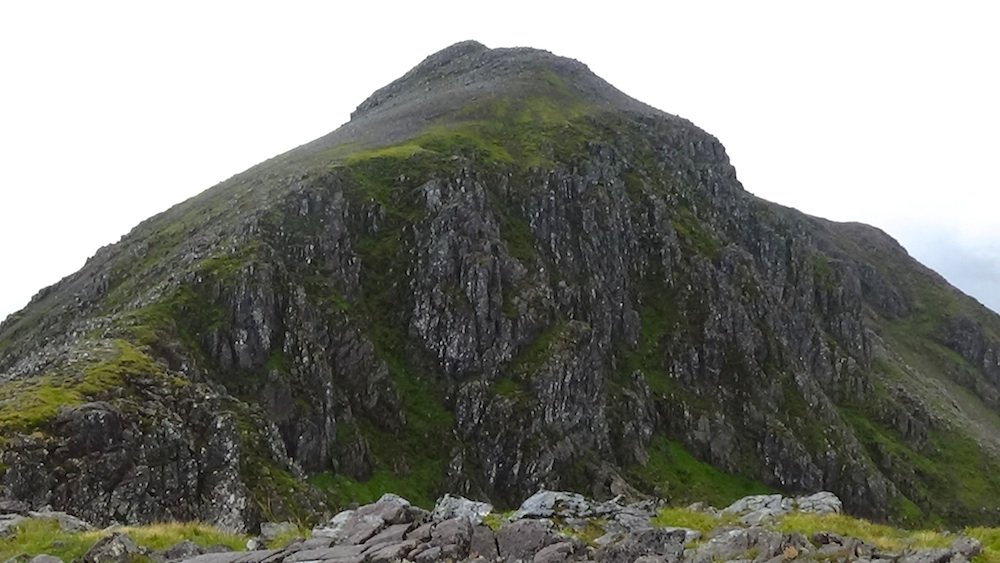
[{"x1": 2, "y1": 41, "x2": 1000, "y2": 532}]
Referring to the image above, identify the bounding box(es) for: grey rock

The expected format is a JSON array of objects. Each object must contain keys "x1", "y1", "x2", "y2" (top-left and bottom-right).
[
  {"x1": 0, "y1": 500, "x2": 30, "y2": 514},
  {"x1": 161, "y1": 540, "x2": 203, "y2": 561},
  {"x1": 432, "y1": 494, "x2": 493, "y2": 525},
  {"x1": 363, "y1": 522, "x2": 411, "y2": 546},
  {"x1": 283, "y1": 544, "x2": 366, "y2": 563},
  {"x1": 429, "y1": 516, "x2": 473, "y2": 556},
  {"x1": 593, "y1": 528, "x2": 685, "y2": 563},
  {"x1": 657, "y1": 527, "x2": 700, "y2": 544},
  {"x1": 0, "y1": 514, "x2": 25, "y2": 536},
  {"x1": 469, "y1": 524, "x2": 500, "y2": 560},
  {"x1": 232, "y1": 549, "x2": 282, "y2": 563},
  {"x1": 898, "y1": 549, "x2": 963, "y2": 563},
  {"x1": 514, "y1": 491, "x2": 602, "y2": 520},
  {"x1": 687, "y1": 527, "x2": 809, "y2": 563},
  {"x1": 170, "y1": 553, "x2": 242, "y2": 563},
  {"x1": 532, "y1": 541, "x2": 578, "y2": 563},
  {"x1": 28, "y1": 556, "x2": 63, "y2": 563},
  {"x1": 497, "y1": 519, "x2": 562, "y2": 562},
  {"x1": 406, "y1": 522, "x2": 433, "y2": 542},
  {"x1": 793, "y1": 491, "x2": 843, "y2": 515},
  {"x1": 366, "y1": 539, "x2": 420, "y2": 563},
  {"x1": 952, "y1": 537, "x2": 983, "y2": 558},
  {"x1": 80, "y1": 533, "x2": 146, "y2": 563}
]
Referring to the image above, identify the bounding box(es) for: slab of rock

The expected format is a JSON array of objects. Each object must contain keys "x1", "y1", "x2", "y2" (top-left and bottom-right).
[
  {"x1": 514, "y1": 490, "x2": 602, "y2": 520},
  {"x1": 0, "y1": 513, "x2": 25, "y2": 536},
  {"x1": 312, "y1": 493, "x2": 425, "y2": 545},
  {"x1": 429, "y1": 516, "x2": 473, "y2": 549},
  {"x1": 432, "y1": 494, "x2": 493, "y2": 525},
  {"x1": 0, "y1": 499, "x2": 30, "y2": 514},
  {"x1": 532, "y1": 541, "x2": 579, "y2": 563},
  {"x1": 28, "y1": 556, "x2": 63, "y2": 563},
  {"x1": 951, "y1": 537, "x2": 983, "y2": 558},
  {"x1": 497, "y1": 519, "x2": 563, "y2": 562},
  {"x1": 81, "y1": 533, "x2": 147, "y2": 563},
  {"x1": 366, "y1": 539, "x2": 420, "y2": 563},
  {"x1": 172, "y1": 553, "x2": 243, "y2": 563},
  {"x1": 794, "y1": 491, "x2": 842, "y2": 515},
  {"x1": 364, "y1": 522, "x2": 412, "y2": 546},
  {"x1": 233, "y1": 549, "x2": 282, "y2": 563},
  {"x1": 594, "y1": 528, "x2": 686, "y2": 563},
  {"x1": 687, "y1": 527, "x2": 810, "y2": 563},
  {"x1": 469, "y1": 525, "x2": 499, "y2": 560},
  {"x1": 171, "y1": 551, "x2": 246, "y2": 563},
  {"x1": 722, "y1": 492, "x2": 843, "y2": 525},
  {"x1": 161, "y1": 539, "x2": 203, "y2": 561},
  {"x1": 284, "y1": 544, "x2": 367, "y2": 563}
]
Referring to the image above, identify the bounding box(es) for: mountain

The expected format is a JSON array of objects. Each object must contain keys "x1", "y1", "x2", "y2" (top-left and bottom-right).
[{"x1": 3, "y1": 40, "x2": 1000, "y2": 532}]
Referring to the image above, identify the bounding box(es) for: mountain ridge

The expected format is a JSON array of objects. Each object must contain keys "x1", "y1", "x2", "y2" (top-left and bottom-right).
[{"x1": 2, "y1": 41, "x2": 1000, "y2": 533}]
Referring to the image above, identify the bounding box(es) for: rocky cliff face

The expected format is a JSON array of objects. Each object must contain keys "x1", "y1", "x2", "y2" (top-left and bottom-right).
[{"x1": 3, "y1": 41, "x2": 1000, "y2": 532}]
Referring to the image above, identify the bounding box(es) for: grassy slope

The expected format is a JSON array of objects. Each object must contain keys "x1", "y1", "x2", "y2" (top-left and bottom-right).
[{"x1": 826, "y1": 224, "x2": 1000, "y2": 526}]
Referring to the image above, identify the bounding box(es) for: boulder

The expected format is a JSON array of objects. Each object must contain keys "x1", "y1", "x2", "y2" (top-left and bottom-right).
[
  {"x1": 497, "y1": 519, "x2": 563, "y2": 562},
  {"x1": 593, "y1": 528, "x2": 686, "y2": 563},
  {"x1": 80, "y1": 533, "x2": 146, "y2": 563},
  {"x1": 514, "y1": 490, "x2": 601, "y2": 520},
  {"x1": 432, "y1": 494, "x2": 493, "y2": 525},
  {"x1": 160, "y1": 539, "x2": 203, "y2": 561}
]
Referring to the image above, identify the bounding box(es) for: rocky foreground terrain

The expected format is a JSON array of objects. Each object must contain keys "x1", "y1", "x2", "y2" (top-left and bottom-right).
[{"x1": 1, "y1": 491, "x2": 993, "y2": 563}]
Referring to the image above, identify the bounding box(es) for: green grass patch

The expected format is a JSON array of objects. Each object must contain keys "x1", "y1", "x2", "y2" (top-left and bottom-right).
[
  {"x1": 510, "y1": 319, "x2": 568, "y2": 375},
  {"x1": 621, "y1": 282, "x2": 679, "y2": 393},
  {"x1": 632, "y1": 435, "x2": 773, "y2": 507},
  {"x1": 776, "y1": 512, "x2": 951, "y2": 553},
  {"x1": 0, "y1": 518, "x2": 248, "y2": 562},
  {"x1": 672, "y1": 207, "x2": 721, "y2": 260},
  {"x1": 0, "y1": 340, "x2": 163, "y2": 435},
  {"x1": 840, "y1": 402, "x2": 1000, "y2": 527},
  {"x1": 653, "y1": 507, "x2": 737, "y2": 533},
  {"x1": 493, "y1": 377, "x2": 527, "y2": 399}
]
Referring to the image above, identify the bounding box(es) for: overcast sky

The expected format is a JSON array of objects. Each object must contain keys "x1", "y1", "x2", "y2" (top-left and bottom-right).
[{"x1": 1, "y1": 1, "x2": 998, "y2": 322}]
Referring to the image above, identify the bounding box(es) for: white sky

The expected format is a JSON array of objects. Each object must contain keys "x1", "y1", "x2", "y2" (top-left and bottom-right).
[{"x1": 1, "y1": 1, "x2": 998, "y2": 321}]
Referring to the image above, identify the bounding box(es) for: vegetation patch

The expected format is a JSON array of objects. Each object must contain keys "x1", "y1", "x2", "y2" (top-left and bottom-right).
[
  {"x1": 510, "y1": 319, "x2": 569, "y2": 376},
  {"x1": 840, "y1": 402, "x2": 1000, "y2": 527},
  {"x1": 776, "y1": 512, "x2": 951, "y2": 553},
  {"x1": 653, "y1": 507, "x2": 737, "y2": 533},
  {"x1": 621, "y1": 282, "x2": 679, "y2": 393},
  {"x1": 672, "y1": 207, "x2": 721, "y2": 260},
  {"x1": 0, "y1": 340, "x2": 163, "y2": 436},
  {"x1": 631, "y1": 435, "x2": 773, "y2": 507},
  {"x1": 0, "y1": 518, "x2": 247, "y2": 562}
]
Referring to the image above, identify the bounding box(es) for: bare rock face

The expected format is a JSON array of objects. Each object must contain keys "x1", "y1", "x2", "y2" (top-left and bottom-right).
[{"x1": 3, "y1": 40, "x2": 1000, "y2": 531}]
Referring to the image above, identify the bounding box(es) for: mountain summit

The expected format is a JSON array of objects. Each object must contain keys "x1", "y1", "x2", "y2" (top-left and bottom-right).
[{"x1": 3, "y1": 42, "x2": 1000, "y2": 532}]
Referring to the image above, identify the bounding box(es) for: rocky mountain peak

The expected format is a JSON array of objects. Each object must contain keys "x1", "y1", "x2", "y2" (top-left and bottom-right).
[{"x1": 3, "y1": 41, "x2": 1000, "y2": 535}]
